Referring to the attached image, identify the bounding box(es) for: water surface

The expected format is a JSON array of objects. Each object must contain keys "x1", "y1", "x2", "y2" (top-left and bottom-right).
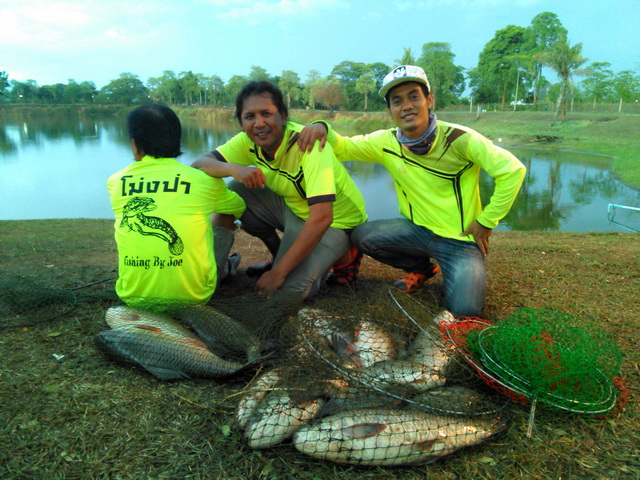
[{"x1": 1, "y1": 114, "x2": 638, "y2": 233}]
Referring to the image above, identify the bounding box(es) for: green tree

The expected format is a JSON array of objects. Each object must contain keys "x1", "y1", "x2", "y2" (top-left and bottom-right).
[
  {"x1": 331, "y1": 61, "x2": 369, "y2": 110},
  {"x1": 248, "y1": 65, "x2": 271, "y2": 82},
  {"x1": 179, "y1": 71, "x2": 199, "y2": 105},
  {"x1": 0, "y1": 71, "x2": 9, "y2": 98},
  {"x1": 395, "y1": 47, "x2": 416, "y2": 65},
  {"x1": 98, "y1": 73, "x2": 148, "y2": 105},
  {"x1": 312, "y1": 77, "x2": 343, "y2": 112},
  {"x1": 417, "y1": 42, "x2": 465, "y2": 109},
  {"x1": 528, "y1": 12, "x2": 567, "y2": 108},
  {"x1": 469, "y1": 25, "x2": 529, "y2": 108},
  {"x1": 147, "y1": 71, "x2": 181, "y2": 104},
  {"x1": 580, "y1": 62, "x2": 614, "y2": 108},
  {"x1": 9, "y1": 79, "x2": 38, "y2": 102},
  {"x1": 278, "y1": 70, "x2": 301, "y2": 109},
  {"x1": 535, "y1": 34, "x2": 588, "y2": 121},
  {"x1": 224, "y1": 75, "x2": 248, "y2": 107},
  {"x1": 355, "y1": 72, "x2": 376, "y2": 111},
  {"x1": 612, "y1": 70, "x2": 640, "y2": 106},
  {"x1": 302, "y1": 69, "x2": 322, "y2": 109}
]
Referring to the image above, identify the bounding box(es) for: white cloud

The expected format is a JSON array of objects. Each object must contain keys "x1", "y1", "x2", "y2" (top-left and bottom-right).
[
  {"x1": 394, "y1": 0, "x2": 542, "y2": 8},
  {"x1": 216, "y1": 0, "x2": 349, "y2": 24},
  {"x1": 0, "y1": 0, "x2": 178, "y2": 51}
]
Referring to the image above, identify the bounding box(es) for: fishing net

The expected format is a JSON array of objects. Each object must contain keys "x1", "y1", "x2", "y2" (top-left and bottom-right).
[
  {"x1": 232, "y1": 290, "x2": 513, "y2": 466},
  {"x1": 443, "y1": 308, "x2": 625, "y2": 416},
  {"x1": 0, "y1": 274, "x2": 117, "y2": 330}
]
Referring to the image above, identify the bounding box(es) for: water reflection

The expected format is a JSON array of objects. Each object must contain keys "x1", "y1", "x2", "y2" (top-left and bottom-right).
[{"x1": 0, "y1": 113, "x2": 638, "y2": 233}]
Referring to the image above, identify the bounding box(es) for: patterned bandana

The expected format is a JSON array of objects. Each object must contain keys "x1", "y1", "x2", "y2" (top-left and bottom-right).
[{"x1": 395, "y1": 113, "x2": 437, "y2": 155}]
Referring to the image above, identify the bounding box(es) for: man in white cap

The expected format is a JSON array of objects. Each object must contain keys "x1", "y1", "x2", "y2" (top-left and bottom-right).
[{"x1": 298, "y1": 65, "x2": 526, "y2": 317}]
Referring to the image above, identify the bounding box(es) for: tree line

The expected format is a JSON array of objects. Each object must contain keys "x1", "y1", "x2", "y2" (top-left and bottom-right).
[{"x1": 1, "y1": 12, "x2": 638, "y2": 121}]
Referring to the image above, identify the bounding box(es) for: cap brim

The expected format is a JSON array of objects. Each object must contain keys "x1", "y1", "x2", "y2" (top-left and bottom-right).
[{"x1": 379, "y1": 77, "x2": 429, "y2": 98}]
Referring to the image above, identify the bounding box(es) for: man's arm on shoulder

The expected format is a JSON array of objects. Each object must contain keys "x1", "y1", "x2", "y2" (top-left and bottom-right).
[{"x1": 192, "y1": 152, "x2": 267, "y2": 188}]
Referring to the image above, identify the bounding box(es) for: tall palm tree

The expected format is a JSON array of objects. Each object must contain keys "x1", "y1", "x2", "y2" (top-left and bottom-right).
[{"x1": 535, "y1": 34, "x2": 588, "y2": 121}]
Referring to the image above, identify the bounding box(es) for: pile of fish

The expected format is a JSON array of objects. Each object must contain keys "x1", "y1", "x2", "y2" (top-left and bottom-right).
[
  {"x1": 234, "y1": 308, "x2": 512, "y2": 466},
  {"x1": 95, "y1": 305, "x2": 269, "y2": 381}
]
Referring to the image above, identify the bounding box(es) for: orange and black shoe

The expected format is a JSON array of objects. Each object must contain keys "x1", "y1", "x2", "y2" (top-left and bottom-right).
[
  {"x1": 326, "y1": 248, "x2": 363, "y2": 287},
  {"x1": 245, "y1": 257, "x2": 274, "y2": 278},
  {"x1": 392, "y1": 263, "x2": 439, "y2": 293}
]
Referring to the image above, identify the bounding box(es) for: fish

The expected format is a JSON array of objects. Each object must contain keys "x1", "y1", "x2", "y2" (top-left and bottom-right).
[
  {"x1": 105, "y1": 305, "x2": 197, "y2": 339},
  {"x1": 235, "y1": 368, "x2": 283, "y2": 430},
  {"x1": 403, "y1": 315, "x2": 456, "y2": 377},
  {"x1": 172, "y1": 305, "x2": 264, "y2": 363},
  {"x1": 345, "y1": 321, "x2": 396, "y2": 368},
  {"x1": 94, "y1": 325, "x2": 245, "y2": 380},
  {"x1": 409, "y1": 385, "x2": 504, "y2": 416},
  {"x1": 244, "y1": 392, "x2": 326, "y2": 449},
  {"x1": 293, "y1": 409, "x2": 511, "y2": 466},
  {"x1": 297, "y1": 308, "x2": 354, "y2": 354},
  {"x1": 354, "y1": 360, "x2": 446, "y2": 391}
]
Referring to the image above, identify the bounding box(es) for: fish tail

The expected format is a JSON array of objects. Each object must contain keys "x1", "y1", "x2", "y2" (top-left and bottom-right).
[{"x1": 169, "y1": 236, "x2": 184, "y2": 255}]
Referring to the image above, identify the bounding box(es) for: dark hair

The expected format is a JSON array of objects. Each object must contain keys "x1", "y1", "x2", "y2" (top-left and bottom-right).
[
  {"x1": 235, "y1": 81, "x2": 288, "y2": 124},
  {"x1": 385, "y1": 82, "x2": 430, "y2": 108},
  {"x1": 127, "y1": 103, "x2": 182, "y2": 158}
]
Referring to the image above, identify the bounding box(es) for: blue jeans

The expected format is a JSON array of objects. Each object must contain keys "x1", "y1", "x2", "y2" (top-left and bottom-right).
[{"x1": 351, "y1": 218, "x2": 486, "y2": 317}]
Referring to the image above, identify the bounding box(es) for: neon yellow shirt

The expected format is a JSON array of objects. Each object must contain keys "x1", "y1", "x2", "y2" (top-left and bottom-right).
[
  {"x1": 213, "y1": 121, "x2": 367, "y2": 230},
  {"x1": 325, "y1": 121, "x2": 526, "y2": 241},
  {"x1": 107, "y1": 156, "x2": 245, "y2": 307}
]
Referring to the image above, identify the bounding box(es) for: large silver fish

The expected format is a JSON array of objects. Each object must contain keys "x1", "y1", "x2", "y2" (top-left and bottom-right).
[
  {"x1": 172, "y1": 305, "x2": 264, "y2": 363},
  {"x1": 403, "y1": 312, "x2": 456, "y2": 378},
  {"x1": 235, "y1": 368, "x2": 283, "y2": 430},
  {"x1": 94, "y1": 325, "x2": 245, "y2": 380},
  {"x1": 293, "y1": 409, "x2": 510, "y2": 466},
  {"x1": 345, "y1": 321, "x2": 396, "y2": 368},
  {"x1": 105, "y1": 305, "x2": 197, "y2": 339},
  {"x1": 244, "y1": 392, "x2": 325, "y2": 449},
  {"x1": 355, "y1": 360, "x2": 446, "y2": 391}
]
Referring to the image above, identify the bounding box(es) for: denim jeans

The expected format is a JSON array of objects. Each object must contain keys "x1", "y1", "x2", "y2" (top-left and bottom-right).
[
  {"x1": 351, "y1": 218, "x2": 486, "y2": 317},
  {"x1": 229, "y1": 180, "x2": 350, "y2": 299}
]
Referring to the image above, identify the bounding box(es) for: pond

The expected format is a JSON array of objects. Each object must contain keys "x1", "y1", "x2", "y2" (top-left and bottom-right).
[{"x1": 1, "y1": 114, "x2": 638, "y2": 233}]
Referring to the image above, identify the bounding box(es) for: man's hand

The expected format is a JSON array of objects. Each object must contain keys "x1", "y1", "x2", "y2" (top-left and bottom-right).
[
  {"x1": 461, "y1": 220, "x2": 492, "y2": 256},
  {"x1": 255, "y1": 269, "x2": 286, "y2": 293},
  {"x1": 297, "y1": 123, "x2": 328, "y2": 153},
  {"x1": 233, "y1": 165, "x2": 267, "y2": 188}
]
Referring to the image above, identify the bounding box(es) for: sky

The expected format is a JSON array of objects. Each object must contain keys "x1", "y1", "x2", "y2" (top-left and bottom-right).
[{"x1": 1, "y1": 0, "x2": 639, "y2": 90}]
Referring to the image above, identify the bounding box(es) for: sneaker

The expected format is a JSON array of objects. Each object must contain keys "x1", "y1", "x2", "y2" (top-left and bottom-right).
[
  {"x1": 246, "y1": 257, "x2": 274, "y2": 277},
  {"x1": 227, "y1": 253, "x2": 241, "y2": 277},
  {"x1": 222, "y1": 253, "x2": 241, "y2": 282},
  {"x1": 392, "y1": 263, "x2": 439, "y2": 293},
  {"x1": 326, "y1": 248, "x2": 363, "y2": 287}
]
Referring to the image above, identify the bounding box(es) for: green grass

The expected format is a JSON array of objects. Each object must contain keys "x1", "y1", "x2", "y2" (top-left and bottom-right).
[{"x1": 1, "y1": 220, "x2": 639, "y2": 479}]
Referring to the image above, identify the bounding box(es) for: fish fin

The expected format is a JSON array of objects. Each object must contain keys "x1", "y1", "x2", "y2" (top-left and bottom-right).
[
  {"x1": 134, "y1": 325, "x2": 163, "y2": 333},
  {"x1": 343, "y1": 423, "x2": 386, "y2": 439},
  {"x1": 344, "y1": 342, "x2": 357, "y2": 355},
  {"x1": 411, "y1": 438, "x2": 438, "y2": 451},
  {"x1": 142, "y1": 365, "x2": 191, "y2": 381},
  {"x1": 123, "y1": 312, "x2": 142, "y2": 322},
  {"x1": 330, "y1": 333, "x2": 349, "y2": 354},
  {"x1": 185, "y1": 337, "x2": 209, "y2": 349}
]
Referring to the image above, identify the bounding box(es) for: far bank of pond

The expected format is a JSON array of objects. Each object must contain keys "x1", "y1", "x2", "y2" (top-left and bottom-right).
[{"x1": 2, "y1": 104, "x2": 639, "y2": 190}]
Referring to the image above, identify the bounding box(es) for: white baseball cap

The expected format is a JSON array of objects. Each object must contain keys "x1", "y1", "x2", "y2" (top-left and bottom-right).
[{"x1": 379, "y1": 65, "x2": 431, "y2": 98}]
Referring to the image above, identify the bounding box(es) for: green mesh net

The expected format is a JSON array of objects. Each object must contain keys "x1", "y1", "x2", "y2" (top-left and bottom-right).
[{"x1": 445, "y1": 308, "x2": 623, "y2": 415}]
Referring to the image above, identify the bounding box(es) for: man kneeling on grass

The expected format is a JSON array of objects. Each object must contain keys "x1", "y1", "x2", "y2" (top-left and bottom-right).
[
  {"x1": 299, "y1": 65, "x2": 526, "y2": 317},
  {"x1": 192, "y1": 81, "x2": 367, "y2": 300}
]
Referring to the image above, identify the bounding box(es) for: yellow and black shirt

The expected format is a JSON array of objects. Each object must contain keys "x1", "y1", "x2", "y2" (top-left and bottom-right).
[
  {"x1": 107, "y1": 156, "x2": 245, "y2": 306},
  {"x1": 212, "y1": 121, "x2": 367, "y2": 230}
]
